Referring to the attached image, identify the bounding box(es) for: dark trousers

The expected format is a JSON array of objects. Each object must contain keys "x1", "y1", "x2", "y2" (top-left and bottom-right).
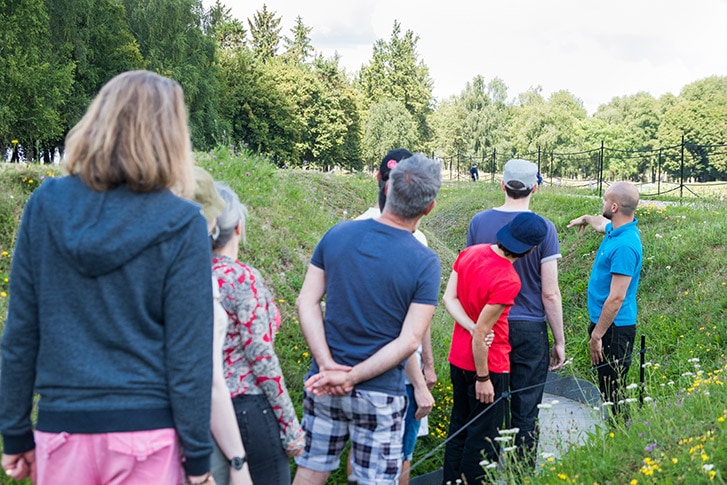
[
  {"x1": 442, "y1": 364, "x2": 507, "y2": 485},
  {"x1": 589, "y1": 323, "x2": 636, "y2": 415},
  {"x1": 232, "y1": 394, "x2": 290, "y2": 485},
  {"x1": 508, "y1": 320, "x2": 549, "y2": 469}
]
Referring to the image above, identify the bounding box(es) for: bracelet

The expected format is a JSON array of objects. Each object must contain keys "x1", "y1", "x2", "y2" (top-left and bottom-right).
[
  {"x1": 475, "y1": 374, "x2": 490, "y2": 382},
  {"x1": 186, "y1": 472, "x2": 212, "y2": 485}
]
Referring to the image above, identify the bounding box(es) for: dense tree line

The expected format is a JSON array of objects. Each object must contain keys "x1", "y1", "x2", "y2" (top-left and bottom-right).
[{"x1": 2, "y1": 0, "x2": 726, "y2": 179}]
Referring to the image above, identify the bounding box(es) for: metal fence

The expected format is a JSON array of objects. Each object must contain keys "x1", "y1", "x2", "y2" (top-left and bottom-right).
[{"x1": 440, "y1": 137, "x2": 727, "y2": 200}]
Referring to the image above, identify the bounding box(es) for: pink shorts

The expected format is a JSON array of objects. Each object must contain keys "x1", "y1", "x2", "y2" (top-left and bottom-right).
[{"x1": 34, "y1": 428, "x2": 184, "y2": 485}]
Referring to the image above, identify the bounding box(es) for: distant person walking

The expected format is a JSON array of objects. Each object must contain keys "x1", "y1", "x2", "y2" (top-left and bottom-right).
[
  {"x1": 466, "y1": 159, "x2": 565, "y2": 469},
  {"x1": 567, "y1": 182, "x2": 642, "y2": 416},
  {"x1": 470, "y1": 163, "x2": 479, "y2": 182},
  {"x1": 0, "y1": 70, "x2": 216, "y2": 485}
]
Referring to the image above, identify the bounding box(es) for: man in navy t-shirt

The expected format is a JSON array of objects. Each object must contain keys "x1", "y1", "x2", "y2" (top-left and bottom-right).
[{"x1": 294, "y1": 153, "x2": 443, "y2": 485}]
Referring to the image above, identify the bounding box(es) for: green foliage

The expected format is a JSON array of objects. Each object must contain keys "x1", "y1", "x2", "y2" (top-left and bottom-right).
[
  {"x1": 362, "y1": 98, "x2": 419, "y2": 164},
  {"x1": 358, "y1": 20, "x2": 434, "y2": 144},
  {"x1": 247, "y1": 3, "x2": 282, "y2": 62},
  {"x1": 44, "y1": 0, "x2": 146, "y2": 135},
  {"x1": 0, "y1": 0, "x2": 74, "y2": 150},
  {"x1": 283, "y1": 16, "x2": 314, "y2": 64},
  {"x1": 205, "y1": 0, "x2": 247, "y2": 50},
  {"x1": 123, "y1": 0, "x2": 223, "y2": 148}
]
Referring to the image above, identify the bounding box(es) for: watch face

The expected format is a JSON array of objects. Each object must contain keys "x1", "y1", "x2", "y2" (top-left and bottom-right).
[{"x1": 231, "y1": 456, "x2": 245, "y2": 470}]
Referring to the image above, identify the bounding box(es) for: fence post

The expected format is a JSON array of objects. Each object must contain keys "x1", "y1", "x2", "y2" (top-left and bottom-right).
[
  {"x1": 657, "y1": 148, "x2": 663, "y2": 196},
  {"x1": 639, "y1": 334, "x2": 646, "y2": 407},
  {"x1": 457, "y1": 149, "x2": 461, "y2": 181},
  {"x1": 537, "y1": 146, "x2": 541, "y2": 177},
  {"x1": 491, "y1": 148, "x2": 496, "y2": 183},
  {"x1": 680, "y1": 135, "x2": 685, "y2": 199},
  {"x1": 599, "y1": 140, "x2": 605, "y2": 197}
]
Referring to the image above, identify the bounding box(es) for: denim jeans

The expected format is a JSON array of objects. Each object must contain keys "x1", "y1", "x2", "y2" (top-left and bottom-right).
[
  {"x1": 508, "y1": 319, "x2": 549, "y2": 468},
  {"x1": 589, "y1": 323, "x2": 636, "y2": 415},
  {"x1": 442, "y1": 364, "x2": 507, "y2": 485}
]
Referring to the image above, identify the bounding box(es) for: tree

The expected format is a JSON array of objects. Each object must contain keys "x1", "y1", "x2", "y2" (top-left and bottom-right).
[
  {"x1": 45, "y1": 0, "x2": 146, "y2": 135},
  {"x1": 284, "y1": 16, "x2": 313, "y2": 64},
  {"x1": 657, "y1": 77, "x2": 727, "y2": 181},
  {"x1": 205, "y1": 0, "x2": 246, "y2": 50},
  {"x1": 361, "y1": 98, "x2": 419, "y2": 165},
  {"x1": 0, "y1": 0, "x2": 74, "y2": 154},
  {"x1": 218, "y1": 49, "x2": 301, "y2": 163},
  {"x1": 358, "y1": 21, "x2": 433, "y2": 144},
  {"x1": 123, "y1": 0, "x2": 223, "y2": 148},
  {"x1": 248, "y1": 4, "x2": 282, "y2": 63},
  {"x1": 456, "y1": 76, "x2": 512, "y2": 158},
  {"x1": 429, "y1": 96, "x2": 468, "y2": 160}
]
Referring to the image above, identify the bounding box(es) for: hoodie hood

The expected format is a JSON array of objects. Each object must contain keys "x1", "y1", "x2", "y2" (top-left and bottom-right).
[{"x1": 37, "y1": 175, "x2": 202, "y2": 277}]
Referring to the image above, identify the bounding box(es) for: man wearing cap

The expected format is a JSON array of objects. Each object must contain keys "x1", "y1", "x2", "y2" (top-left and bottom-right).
[
  {"x1": 465, "y1": 158, "x2": 565, "y2": 469},
  {"x1": 354, "y1": 148, "x2": 435, "y2": 485},
  {"x1": 294, "y1": 153, "x2": 442, "y2": 485},
  {"x1": 567, "y1": 182, "x2": 642, "y2": 416},
  {"x1": 442, "y1": 213, "x2": 549, "y2": 485}
]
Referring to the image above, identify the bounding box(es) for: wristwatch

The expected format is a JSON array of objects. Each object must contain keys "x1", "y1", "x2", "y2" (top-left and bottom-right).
[{"x1": 230, "y1": 455, "x2": 247, "y2": 471}]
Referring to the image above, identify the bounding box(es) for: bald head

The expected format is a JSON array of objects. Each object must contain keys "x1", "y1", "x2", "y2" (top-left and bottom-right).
[{"x1": 606, "y1": 182, "x2": 639, "y2": 216}]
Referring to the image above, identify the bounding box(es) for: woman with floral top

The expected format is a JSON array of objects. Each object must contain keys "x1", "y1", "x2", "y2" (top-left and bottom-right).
[{"x1": 210, "y1": 183, "x2": 304, "y2": 485}]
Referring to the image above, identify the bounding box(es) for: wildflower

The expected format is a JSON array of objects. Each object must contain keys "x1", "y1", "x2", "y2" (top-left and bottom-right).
[
  {"x1": 558, "y1": 473, "x2": 567, "y2": 480},
  {"x1": 499, "y1": 427, "x2": 520, "y2": 435},
  {"x1": 1, "y1": 251, "x2": 8, "y2": 256},
  {"x1": 502, "y1": 446, "x2": 516, "y2": 452},
  {"x1": 494, "y1": 436, "x2": 512, "y2": 442},
  {"x1": 643, "y1": 396, "x2": 653, "y2": 402},
  {"x1": 626, "y1": 383, "x2": 639, "y2": 390},
  {"x1": 479, "y1": 459, "x2": 490, "y2": 467},
  {"x1": 1, "y1": 292, "x2": 6, "y2": 298},
  {"x1": 655, "y1": 233, "x2": 663, "y2": 238},
  {"x1": 485, "y1": 462, "x2": 497, "y2": 469},
  {"x1": 537, "y1": 403, "x2": 552, "y2": 409},
  {"x1": 671, "y1": 458, "x2": 678, "y2": 464},
  {"x1": 630, "y1": 480, "x2": 638, "y2": 485},
  {"x1": 703, "y1": 464, "x2": 714, "y2": 471},
  {"x1": 601, "y1": 401, "x2": 614, "y2": 407}
]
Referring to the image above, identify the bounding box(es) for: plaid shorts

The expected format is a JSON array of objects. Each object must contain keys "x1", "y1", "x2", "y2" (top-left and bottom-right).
[{"x1": 295, "y1": 389, "x2": 407, "y2": 484}]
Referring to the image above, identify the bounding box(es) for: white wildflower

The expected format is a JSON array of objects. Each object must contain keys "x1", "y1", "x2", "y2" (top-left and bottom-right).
[
  {"x1": 643, "y1": 396, "x2": 653, "y2": 402},
  {"x1": 502, "y1": 446, "x2": 517, "y2": 452},
  {"x1": 655, "y1": 233, "x2": 663, "y2": 238},
  {"x1": 626, "y1": 383, "x2": 639, "y2": 390},
  {"x1": 537, "y1": 403, "x2": 552, "y2": 409},
  {"x1": 498, "y1": 427, "x2": 520, "y2": 435},
  {"x1": 703, "y1": 464, "x2": 714, "y2": 471},
  {"x1": 601, "y1": 401, "x2": 614, "y2": 407}
]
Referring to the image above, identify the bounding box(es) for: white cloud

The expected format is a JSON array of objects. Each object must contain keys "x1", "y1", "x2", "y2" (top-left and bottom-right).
[{"x1": 211, "y1": 0, "x2": 727, "y2": 114}]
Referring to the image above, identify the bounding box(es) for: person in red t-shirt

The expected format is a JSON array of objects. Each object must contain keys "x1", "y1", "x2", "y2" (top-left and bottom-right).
[{"x1": 442, "y1": 212, "x2": 548, "y2": 484}]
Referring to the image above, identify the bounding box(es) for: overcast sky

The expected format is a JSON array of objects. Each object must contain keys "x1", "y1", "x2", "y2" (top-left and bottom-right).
[{"x1": 212, "y1": 0, "x2": 727, "y2": 115}]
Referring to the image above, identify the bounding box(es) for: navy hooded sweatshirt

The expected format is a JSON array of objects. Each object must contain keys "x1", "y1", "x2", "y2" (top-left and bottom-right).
[{"x1": 0, "y1": 175, "x2": 215, "y2": 476}]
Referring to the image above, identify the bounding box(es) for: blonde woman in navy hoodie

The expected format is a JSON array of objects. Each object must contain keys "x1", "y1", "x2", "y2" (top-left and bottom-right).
[{"x1": 0, "y1": 71, "x2": 216, "y2": 485}]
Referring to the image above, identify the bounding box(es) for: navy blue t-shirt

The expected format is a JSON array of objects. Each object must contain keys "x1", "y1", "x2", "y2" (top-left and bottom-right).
[{"x1": 310, "y1": 218, "x2": 441, "y2": 395}]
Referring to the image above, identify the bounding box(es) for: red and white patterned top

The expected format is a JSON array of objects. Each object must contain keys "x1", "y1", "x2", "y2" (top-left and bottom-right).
[{"x1": 212, "y1": 255, "x2": 302, "y2": 448}]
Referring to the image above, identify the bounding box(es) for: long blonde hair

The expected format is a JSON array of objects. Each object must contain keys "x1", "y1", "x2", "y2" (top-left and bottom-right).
[{"x1": 64, "y1": 70, "x2": 194, "y2": 197}]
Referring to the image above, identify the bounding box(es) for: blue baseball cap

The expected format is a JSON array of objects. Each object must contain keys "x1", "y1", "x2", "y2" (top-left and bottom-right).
[{"x1": 496, "y1": 212, "x2": 548, "y2": 254}]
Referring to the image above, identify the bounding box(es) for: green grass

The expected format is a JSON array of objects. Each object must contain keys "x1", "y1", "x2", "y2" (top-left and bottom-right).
[{"x1": 1, "y1": 150, "x2": 726, "y2": 484}]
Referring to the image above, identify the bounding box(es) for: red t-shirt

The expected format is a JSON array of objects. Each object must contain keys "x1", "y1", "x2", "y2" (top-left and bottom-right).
[{"x1": 447, "y1": 244, "x2": 521, "y2": 373}]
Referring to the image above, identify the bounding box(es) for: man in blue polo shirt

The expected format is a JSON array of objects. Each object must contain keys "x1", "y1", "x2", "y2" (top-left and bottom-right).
[{"x1": 568, "y1": 182, "x2": 642, "y2": 416}]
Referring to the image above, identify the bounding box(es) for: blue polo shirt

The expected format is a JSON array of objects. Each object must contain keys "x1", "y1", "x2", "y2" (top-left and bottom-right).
[{"x1": 587, "y1": 219, "x2": 643, "y2": 326}]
